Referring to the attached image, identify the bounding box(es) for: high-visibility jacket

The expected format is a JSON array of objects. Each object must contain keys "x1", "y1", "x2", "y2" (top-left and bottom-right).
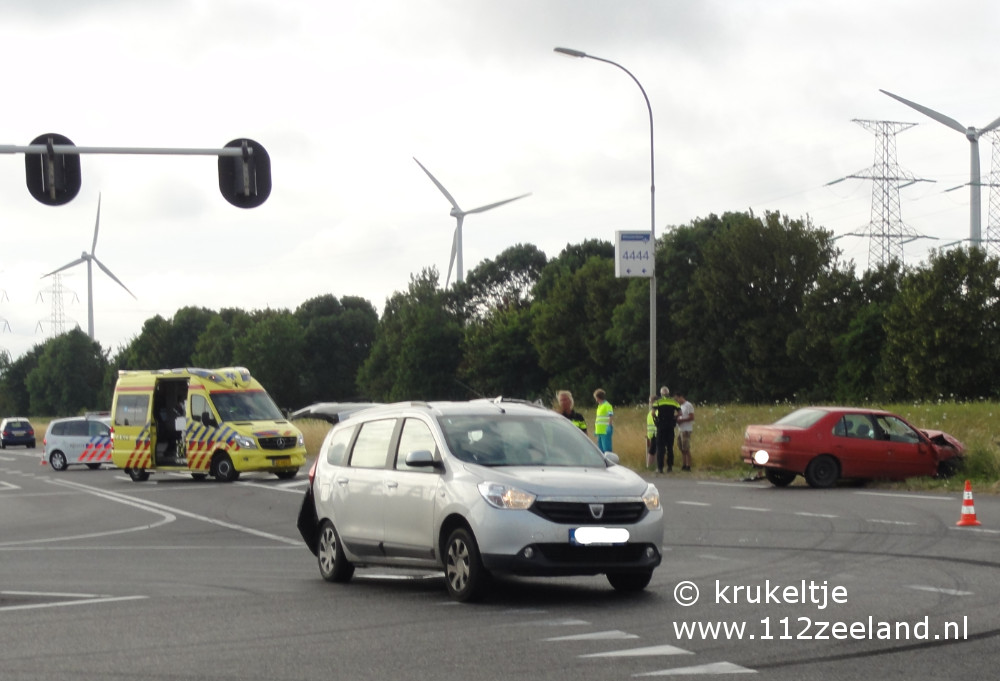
[
  {"x1": 653, "y1": 396, "x2": 680, "y2": 431},
  {"x1": 562, "y1": 410, "x2": 588, "y2": 432},
  {"x1": 595, "y1": 401, "x2": 613, "y2": 434},
  {"x1": 646, "y1": 410, "x2": 656, "y2": 439}
]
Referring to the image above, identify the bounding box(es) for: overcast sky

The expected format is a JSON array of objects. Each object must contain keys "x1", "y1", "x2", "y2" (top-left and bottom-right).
[{"x1": 2, "y1": 0, "x2": 999, "y2": 361}]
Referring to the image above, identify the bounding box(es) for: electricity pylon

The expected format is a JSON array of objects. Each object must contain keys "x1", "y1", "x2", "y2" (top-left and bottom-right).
[{"x1": 828, "y1": 119, "x2": 933, "y2": 268}]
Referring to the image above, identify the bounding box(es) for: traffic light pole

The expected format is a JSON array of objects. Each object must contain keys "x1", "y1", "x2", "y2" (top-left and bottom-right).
[{"x1": 4, "y1": 134, "x2": 270, "y2": 208}]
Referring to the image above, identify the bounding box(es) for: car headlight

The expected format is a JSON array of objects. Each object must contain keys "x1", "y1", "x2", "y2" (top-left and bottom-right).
[
  {"x1": 642, "y1": 484, "x2": 660, "y2": 511},
  {"x1": 234, "y1": 434, "x2": 258, "y2": 449},
  {"x1": 478, "y1": 482, "x2": 535, "y2": 510}
]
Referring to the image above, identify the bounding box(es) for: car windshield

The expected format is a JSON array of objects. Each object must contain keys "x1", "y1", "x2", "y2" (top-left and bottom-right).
[
  {"x1": 438, "y1": 412, "x2": 608, "y2": 467},
  {"x1": 210, "y1": 390, "x2": 284, "y2": 422},
  {"x1": 774, "y1": 408, "x2": 827, "y2": 428}
]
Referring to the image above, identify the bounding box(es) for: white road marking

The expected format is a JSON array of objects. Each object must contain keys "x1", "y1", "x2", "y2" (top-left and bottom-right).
[
  {"x1": 0, "y1": 593, "x2": 147, "y2": 612},
  {"x1": 794, "y1": 512, "x2": 839, "y2": 518},
  {"x1": 545, "y1": 630, "x2": 640, "y2": 642},
  {"x1": 907, "y1": 585, "x2": 973, "y2": 596},
  {"x1": 867, "y1": 519, "x2": 917, "y2": 526},
  {"x1": 581, "y1": 644, "x2": 692, "y2": 658},
  {"x1": 0, "y1": 480, "x2": 21, "y2": 491},
  {"x1": 731, "y1": 506, "x2": 770, "y2": 513},
  {"x1": 855, "y1": 491, "x2": 953, "y2": 501},
  {"x1": 34, "y1": 477, "x2": 300, "y2": 546},
  {"x1": 949, "y1": 526, "x2": 1000, "y2": 535},
  {"x1": 676, "y1": 501, "x2": 711, "y2": 507},
  {"x1": 636, "y1": 661, "x2": 756, "y2": 675}
]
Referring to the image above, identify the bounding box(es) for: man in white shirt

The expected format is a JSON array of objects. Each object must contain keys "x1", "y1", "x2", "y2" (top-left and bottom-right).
[{"x1": 676, "y1": 391, "x2": 695, "y2": 472}]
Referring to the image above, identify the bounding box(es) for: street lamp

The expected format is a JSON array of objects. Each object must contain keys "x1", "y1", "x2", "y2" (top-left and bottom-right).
[{"x1": 554, "y1": 46, "x2": 658, "y2": 399}]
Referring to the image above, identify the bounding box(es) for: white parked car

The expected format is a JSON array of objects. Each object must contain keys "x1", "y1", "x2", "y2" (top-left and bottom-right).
[{"x1": 297, "y1": 399, "x2": 664, "y2": 601}]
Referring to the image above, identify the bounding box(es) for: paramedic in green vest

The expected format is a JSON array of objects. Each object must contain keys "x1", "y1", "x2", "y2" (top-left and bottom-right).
[
  {"x1": 593, "y1": 388, "x2": 614, "y2": 452},
  {"x1": 555, "y1": 390, "x2": 588, "y2": 433},
  {"x1": 653, "y1": 386, "x2": 681, "y2": 473},
  {"x1": 646, "y1": 395, "x2": 657, "y2": 469}
]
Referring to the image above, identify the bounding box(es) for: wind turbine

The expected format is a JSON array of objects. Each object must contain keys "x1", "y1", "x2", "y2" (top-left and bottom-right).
[
  {"x1": 413, "y1": 158, "x2": 530, "y2": 287},
  {"x1": 41, "y1": 194, "x2": 135, "y2": 340},
  {"x1": 881, "y1": 89, "x2": 1000, "y2": 246}
]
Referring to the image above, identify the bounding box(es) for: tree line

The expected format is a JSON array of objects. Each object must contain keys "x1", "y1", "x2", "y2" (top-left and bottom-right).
[{"x1": 2, "y1": 209, "x2": 999, "y2": 417}]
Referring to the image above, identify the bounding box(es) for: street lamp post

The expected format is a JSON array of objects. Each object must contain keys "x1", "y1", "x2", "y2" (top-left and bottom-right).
[{"x1": 554, "y1": 47, "x2": 658, "y2": 399}]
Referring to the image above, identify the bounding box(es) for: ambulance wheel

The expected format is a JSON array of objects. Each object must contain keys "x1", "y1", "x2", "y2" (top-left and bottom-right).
[
  {"x1": 212, "y1": 454, "x2": 240, "y2": 482},
  {"x1": 49, "y1": 451, "x2": 68, "y2": 471},
  {"x1": 275, "y1": 469, "x2": 298, "y2": 480},
  {"x1": 126, "y1": 467, "x2": 150, "y2": 482}
]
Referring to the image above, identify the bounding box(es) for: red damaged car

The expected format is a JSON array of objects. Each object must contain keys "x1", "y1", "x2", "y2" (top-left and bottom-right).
[{"x1": 742, "y1": 407, "x2": 964, "y2": 488}]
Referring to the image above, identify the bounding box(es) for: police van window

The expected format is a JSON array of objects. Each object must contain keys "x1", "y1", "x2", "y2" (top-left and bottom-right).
[
  {"x1": 115, "y1": 394, "x2": 149, "y2": 427},
  {"x1": 90, "y1": 420, "x2": 111, "y2": 437},
  {"x1": 323, "y1": 424, "x2": 357, "y2": 466},
  {"x1": 349, "y1": 419, "x2": 396, "y2": 469},
  {"x1": 395, "y1": 419, "x2": 437, "y2": 472},
  {"x1": 67, "y1": 420, "x2": 89, "y2": 437}
]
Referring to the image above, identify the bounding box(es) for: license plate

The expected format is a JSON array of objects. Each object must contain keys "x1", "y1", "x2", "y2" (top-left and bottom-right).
[
  {"x1": 569, "y1": 527, "x2": 630, "y2": 546},
  {"x1": 12, "y1": 430, "x2": 25, "y2": 436},
  {"x1": 273, "y1": 457, "x2": 291, "y2": 467}
]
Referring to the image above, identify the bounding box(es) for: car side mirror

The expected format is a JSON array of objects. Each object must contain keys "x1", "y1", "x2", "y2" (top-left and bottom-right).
[
  {"x1": 404, "y1": 449, "x2": 440, "y2": 469},
  {"x1": 603, "y1": 452, "x2": 620, "y2": 466},
  {"x1": 202, "y1": 411, "x2": 218, "y2": 428}
]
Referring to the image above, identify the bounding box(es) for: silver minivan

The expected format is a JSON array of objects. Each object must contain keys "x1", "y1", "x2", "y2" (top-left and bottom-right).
[
  {"x1": 297, "y1": 399, "x2": 664, "y2": 601},
  {"x1": 43, "y1": 414, "x2": 113, "y2": 471}
]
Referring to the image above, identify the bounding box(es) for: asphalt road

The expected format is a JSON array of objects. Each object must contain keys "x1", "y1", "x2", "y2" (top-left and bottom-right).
[{"x1": 1, "y1": 447, "x2": 998, "y2": 680}]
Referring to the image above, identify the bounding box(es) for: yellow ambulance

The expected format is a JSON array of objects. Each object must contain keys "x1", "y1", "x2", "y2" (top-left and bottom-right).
[{"x1": 111, "y1": 367, "x2": 306, "y2": 482}]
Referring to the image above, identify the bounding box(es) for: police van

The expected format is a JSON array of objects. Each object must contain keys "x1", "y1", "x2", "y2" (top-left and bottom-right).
[{"x1": 111, "y1": 367, "x2": 306, "y2": 482}]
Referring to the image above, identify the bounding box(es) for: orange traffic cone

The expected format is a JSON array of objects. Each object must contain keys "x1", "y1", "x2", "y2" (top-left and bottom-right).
[{"x1": 956, "y1": 480, "x2": 981, "y2": 527}]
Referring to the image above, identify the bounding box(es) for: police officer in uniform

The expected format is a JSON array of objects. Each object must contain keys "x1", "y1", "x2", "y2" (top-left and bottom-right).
[{"x1": 652, "y1": 386, "x2": 680, "y2": 473}]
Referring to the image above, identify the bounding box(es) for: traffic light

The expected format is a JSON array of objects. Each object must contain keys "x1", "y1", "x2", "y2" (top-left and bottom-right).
[
  {"x1": 218, "y1": 138, "x2": 271, "y2": 208},
  {"x1": 25, "y1": 133, "x2": 81, "y2": 206}
]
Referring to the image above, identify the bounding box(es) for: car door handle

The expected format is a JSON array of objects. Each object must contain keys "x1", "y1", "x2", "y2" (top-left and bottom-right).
[
  {"x1": 385, "y1": 481, "x2": 399, "y2": 489},
  {"x1": 336, "y1": 477, "x2": 349, "y2": 486}
]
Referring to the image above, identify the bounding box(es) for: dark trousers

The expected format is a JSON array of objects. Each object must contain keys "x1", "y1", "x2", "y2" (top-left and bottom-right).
[{"x1": 655, "y1": 427, "x2": 675, "y2": 471}]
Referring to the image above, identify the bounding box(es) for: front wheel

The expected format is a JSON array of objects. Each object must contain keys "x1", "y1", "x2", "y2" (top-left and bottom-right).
[
  {"x1": 764, "y1": 469, "x2": 797, "y2": 487},
  {"x1": 126, "y1": 467, "x2": 150, "y2": 482},
  {"x1": 211, "y1": 454, "x2": 240, "y2": 482},
  {"x1": 607, "y1": 570, "x2": 653, "y2": 592},
  {"x1": 444, "y1": 527, "x2": 489, "y2": 602},
  {"x1": 804, "y1": 455, "x2": 839, "y2": 489},
  {"x1": 49, "y1": 451, "x2": 68, "y2": 471},
  {"x1": 317, "y1": 520, "x2": 354, "y2": 583}
]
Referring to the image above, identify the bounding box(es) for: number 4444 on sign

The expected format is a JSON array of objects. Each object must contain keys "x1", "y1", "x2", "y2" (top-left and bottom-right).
[{"x1": 615, "y1": 231, "x2": 653, "y2": 278}]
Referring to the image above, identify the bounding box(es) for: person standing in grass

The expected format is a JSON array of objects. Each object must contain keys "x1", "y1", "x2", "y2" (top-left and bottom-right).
[
  {"x1": 675, "y1": 390, "x2": 695, "y2": 471},
  {"x1": 555, "y1": 390, "x2": 588, "y2": 433},
  {"x1": 646, "y1": 395, "x2": 657, "y2": 469},
  {"x1": 593, "y1": 388, "x2": 614, "y2": 452},
  {"x1": 653, "y1": 386, "x2": 680, "y2": 473}
]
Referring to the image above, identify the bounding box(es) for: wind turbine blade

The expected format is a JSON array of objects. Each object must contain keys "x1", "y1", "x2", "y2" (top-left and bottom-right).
[
  {"x1": 978, "y1": 112, "x2": 1000, "y2": 137},
  {"x1": 880, "y1": 89, "x2": 967, "y2": 135},
  {"x1": 413, "y1": 157, "x2": 461, "y2": 211},
  {"x1": 93, "y1": 257, "x2": 137, "y2": 299},
  {"x1": 445, "y1": 226, "x2": 458, "y2": 289},
  {"x1": 41, "y1": 258, "x2": 87, "y2": 278},
  {"x1": 91, "y1": 193, "x2": 102, "y2": 255},
  {"x1": 465, "y1": 193, "x2": 531, "y2": 215}
]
